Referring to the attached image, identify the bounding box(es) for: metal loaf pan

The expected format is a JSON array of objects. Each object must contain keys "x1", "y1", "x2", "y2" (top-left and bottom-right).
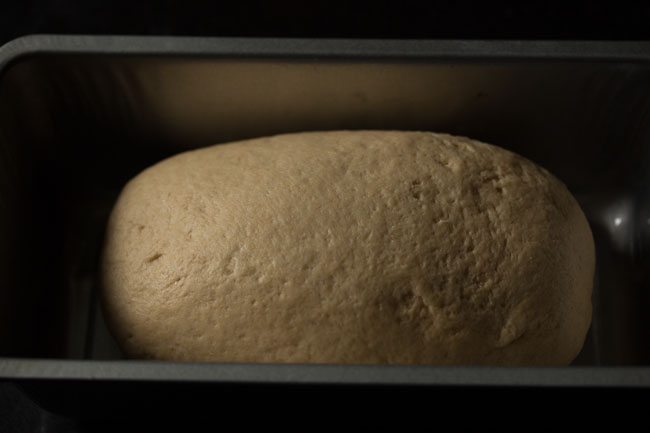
[{"x1": 0, "y1": 36, "x2": 648, "y2": 389}]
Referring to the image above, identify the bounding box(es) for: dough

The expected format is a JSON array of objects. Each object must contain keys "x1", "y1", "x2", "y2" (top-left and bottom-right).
[{"x1": 101, "y1": 131, "x2": 594, "y2": 365}]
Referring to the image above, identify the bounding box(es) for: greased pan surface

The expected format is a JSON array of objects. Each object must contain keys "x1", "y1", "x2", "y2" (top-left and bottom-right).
[{"x1": 0, "y1": 36, "x2": 648, "y2": 386}]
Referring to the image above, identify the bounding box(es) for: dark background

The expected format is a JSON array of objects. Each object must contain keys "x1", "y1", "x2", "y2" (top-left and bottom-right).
[{"x1": 2, "y1": 1, "x2": 650, "y2": 44}]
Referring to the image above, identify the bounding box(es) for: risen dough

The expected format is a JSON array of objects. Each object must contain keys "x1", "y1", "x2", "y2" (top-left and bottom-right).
[{"x1": 101, "y1": 131, "x2": 594, "y2": 365}]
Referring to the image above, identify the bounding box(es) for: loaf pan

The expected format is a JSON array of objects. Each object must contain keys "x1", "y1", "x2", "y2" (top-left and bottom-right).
[{"x1": 0, "y1": 35, "x2": 648, "y2": 387}]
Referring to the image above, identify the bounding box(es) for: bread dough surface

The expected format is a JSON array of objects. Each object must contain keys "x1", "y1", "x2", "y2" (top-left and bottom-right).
[{"x1": 101, "y1": 131, "x2": 594, "y2": 365}]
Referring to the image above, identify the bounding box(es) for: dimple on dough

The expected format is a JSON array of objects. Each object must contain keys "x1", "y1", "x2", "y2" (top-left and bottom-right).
[{"x1": 101, "y1": 130, "x2": 594, "y2": 365}]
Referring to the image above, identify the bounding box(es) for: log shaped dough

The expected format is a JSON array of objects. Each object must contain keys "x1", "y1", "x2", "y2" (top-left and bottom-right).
[{"x1": 101, "y1": 131, "x2": 594, "y2": 365}]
